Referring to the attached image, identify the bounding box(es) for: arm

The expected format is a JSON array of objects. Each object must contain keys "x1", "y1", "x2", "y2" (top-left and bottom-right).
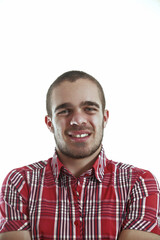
[
  {"x1": 0, "y1": 231, "x2": 31, "y2": 240},
  {"x1": 120, "y1": 170, "x2": 160, "y2": 237},
  {"x1": 118, "y1": 229, "x2": 160, "y2": 240},
  {"x1": 0, "y1": 170, "x2": 30, "y2": 235}
]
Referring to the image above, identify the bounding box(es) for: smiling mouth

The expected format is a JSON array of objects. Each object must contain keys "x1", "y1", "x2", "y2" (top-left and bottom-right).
[
  {"x1": 67, "y1": 131, "x2": 92, "y2": 142},
  {"x1": 69, "y1": 133, "x2": 90, "y2": 138},
  {"x1": 66, "y1": 127, "x2": 93, "y2": 141}
]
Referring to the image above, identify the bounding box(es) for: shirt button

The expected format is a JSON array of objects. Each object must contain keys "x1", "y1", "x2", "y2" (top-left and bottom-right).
[{"x1": 74, "y1": 220, "x2": 79, "y2": 227}]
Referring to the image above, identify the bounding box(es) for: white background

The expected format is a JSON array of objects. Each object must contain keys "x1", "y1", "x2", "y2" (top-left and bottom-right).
[{"x1": 0, "y1": 0, "x2": 160, "y2": 185}]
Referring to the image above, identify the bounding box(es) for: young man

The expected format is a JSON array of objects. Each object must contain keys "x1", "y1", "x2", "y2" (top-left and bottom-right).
[{"x1": 0, "y1": 71, "x2": 160, "y2": 240}]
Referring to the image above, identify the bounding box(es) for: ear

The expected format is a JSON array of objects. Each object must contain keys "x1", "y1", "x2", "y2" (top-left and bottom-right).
[
  {"x1": 103, "y1": 110, "x2": 109, "y2": 128},
  {"x1": 45, "y1": 115, "x2": 54, "y2": 133}
]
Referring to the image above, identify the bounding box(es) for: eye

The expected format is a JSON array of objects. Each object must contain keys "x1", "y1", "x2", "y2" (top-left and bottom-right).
[
  {"x1": 57, "y1": 109, "x2": 72, "y2": 116},
  {"x1": 85, "y1": 107, "x2": 97, "y2": 113}
]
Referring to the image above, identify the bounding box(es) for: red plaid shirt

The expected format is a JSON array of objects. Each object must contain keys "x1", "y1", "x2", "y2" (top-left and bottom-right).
[{"x1": 0, "y1": 148, "x2": 160, "y2": 239}]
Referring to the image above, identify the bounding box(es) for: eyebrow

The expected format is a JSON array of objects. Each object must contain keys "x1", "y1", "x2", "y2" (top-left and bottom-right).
[
  {"x1": 80, "y1": 101, "x2": 100, "y2": 109},
  {"x1": 54, "y1": 101, "x2": 100, "y2": 113}
]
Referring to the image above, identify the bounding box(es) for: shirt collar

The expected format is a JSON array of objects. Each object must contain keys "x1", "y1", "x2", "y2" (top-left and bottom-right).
[
  {"x1": 92, "y1": 147, "x2": 107, "y2": 182},
  {"x1": 51, "y1": 152, "x2": 63, "y2": 181},
  {"x1": 51, "y1": 146, "x2": 107, "y2": 182}
]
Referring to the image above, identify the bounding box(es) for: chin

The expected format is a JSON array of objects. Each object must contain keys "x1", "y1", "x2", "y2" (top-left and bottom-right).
[{"x1": 60, "y1": 144, "x2": 101, "y2": 159}]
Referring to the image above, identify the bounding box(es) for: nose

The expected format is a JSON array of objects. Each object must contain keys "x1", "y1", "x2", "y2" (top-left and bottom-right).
[{"x1": 70, "y1": 110, "x2": 87, "y2": 126}]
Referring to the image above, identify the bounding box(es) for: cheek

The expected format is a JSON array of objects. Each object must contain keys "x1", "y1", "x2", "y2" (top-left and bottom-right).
[
  {"x1": 52, "y1": 119, "x2": 67, "y2": 134},
  {"x1": 91, "y1": 115, "x2": 103, "y2": 128}
]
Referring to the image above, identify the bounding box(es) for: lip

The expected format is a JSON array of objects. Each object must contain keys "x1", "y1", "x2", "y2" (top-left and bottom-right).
[
  {"x1": 67, "y1": 130, "x2": 92, "y2": 142},
  {"x1": 67, "y1": 130, "x2": 91, "y2": 135}
]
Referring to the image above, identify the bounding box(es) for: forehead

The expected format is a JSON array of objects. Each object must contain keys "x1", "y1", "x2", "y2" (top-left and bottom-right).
[{"x1": 51, "y1": 78, "x2": 102, "y2": 109}]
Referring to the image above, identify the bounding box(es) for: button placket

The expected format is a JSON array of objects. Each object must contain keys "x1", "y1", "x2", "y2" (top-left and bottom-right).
[
  {"x1": 74, "y1": 219, "x2": 82, "y2": 236},
  {"x1": 72, "y1": 179, "x2": 83, "y2": 237},
  {"x1": 73, "y1": 179, "x2": 81, "y2": 199}
]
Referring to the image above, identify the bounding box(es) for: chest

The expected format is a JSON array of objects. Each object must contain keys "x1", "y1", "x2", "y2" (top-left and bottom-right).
[{"x1": 28, "y1": 176, "x2": 129, "y2": 240}]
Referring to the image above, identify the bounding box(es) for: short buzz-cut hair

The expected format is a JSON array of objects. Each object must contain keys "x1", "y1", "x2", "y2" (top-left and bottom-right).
[{"x1": 46, "y1": 70, "x2": 106, "y2": 117}]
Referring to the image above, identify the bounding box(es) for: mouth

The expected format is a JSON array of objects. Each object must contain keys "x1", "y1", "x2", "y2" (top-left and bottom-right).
[
  {"x1": 69, "y1": 133, "x2": 90, "y2": 138},
  {"x1": 67, "y1": 131, "x2": 91, "y2": 142}
]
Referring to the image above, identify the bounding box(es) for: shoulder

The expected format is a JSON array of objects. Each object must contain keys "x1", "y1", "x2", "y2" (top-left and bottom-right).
[
  {"x1": 2, "y1": 158, "x2": 53, "y2": 190},
  {"x1": 105, "y1": 158, "x2": 154, "y2": 177},
  {"x1": 104, "y1": 158, "x2": 159, "y2": 190},
  {"x1": 105, "y1": 158, "x2": 145, "y2": 175}
]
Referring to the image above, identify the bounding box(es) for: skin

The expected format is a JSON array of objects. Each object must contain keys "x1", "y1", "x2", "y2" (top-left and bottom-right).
[
  {"x1": 118, "y1": 229, "x2": 160, "y2": 239},
  {"x1": 45, "y1": 78, "x2": 108, "y2": 176},
  {"x1": 1, "y1": 78, "x2": 159, "y2": 239},
  {"x1": 0, "y1": 231, "x2": 31, "y2": 240}
]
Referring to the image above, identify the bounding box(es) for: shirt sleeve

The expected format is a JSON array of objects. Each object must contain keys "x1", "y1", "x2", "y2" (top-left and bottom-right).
[
  {"x1": 121, "y1": 170, "x2": 160, "y2": 235},
  {"x1": 0, "y1": 169, "x2": 31, "y2": 233}
]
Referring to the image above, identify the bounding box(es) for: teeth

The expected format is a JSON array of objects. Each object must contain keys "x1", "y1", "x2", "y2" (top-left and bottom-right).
[{"x1": 72, "y1": 134, "x2": 89, "y2": 138}]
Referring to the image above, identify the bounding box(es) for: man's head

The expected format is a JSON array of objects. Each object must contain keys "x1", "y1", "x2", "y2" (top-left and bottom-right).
[
  {"x1": 45, "y1": 70, "x2": 109, "y2": 160},
  {"x1": 46, "y1": 70, "x2": 106, "y2": 118}
]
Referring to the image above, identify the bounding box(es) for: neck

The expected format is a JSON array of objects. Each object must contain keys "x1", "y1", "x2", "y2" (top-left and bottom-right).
[{"x1": 56, "y1": 146, "x2": 101, "y2": 177}]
